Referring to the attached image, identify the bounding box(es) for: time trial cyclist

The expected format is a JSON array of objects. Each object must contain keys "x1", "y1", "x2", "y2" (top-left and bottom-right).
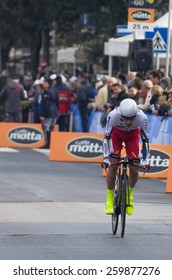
[{"x1": 101, "y1": 98, "x2": 150, "y2": 215}]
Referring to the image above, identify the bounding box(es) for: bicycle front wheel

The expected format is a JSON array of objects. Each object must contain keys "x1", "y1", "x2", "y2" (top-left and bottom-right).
[
  {"x1": 112, "y1": 174, "x2": 120, "y2": 235},
  {"x1": 120, "y1": 173, "x2": 128, "y2": 238}
]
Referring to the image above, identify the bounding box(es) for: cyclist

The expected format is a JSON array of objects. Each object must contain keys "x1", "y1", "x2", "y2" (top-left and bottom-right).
[{"x1": 101, "y1": 98, "x2": 150, "y2": 215}]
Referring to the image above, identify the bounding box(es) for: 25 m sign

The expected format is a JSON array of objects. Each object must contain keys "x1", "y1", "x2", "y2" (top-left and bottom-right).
[{"x1": 128, "y1": 7, "x2": 154, "y2": 31}]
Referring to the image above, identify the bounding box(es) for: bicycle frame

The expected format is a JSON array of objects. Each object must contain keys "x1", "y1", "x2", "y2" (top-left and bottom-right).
[{"x1": 112, "y1": 157, "x2": 142, "y2": 238}]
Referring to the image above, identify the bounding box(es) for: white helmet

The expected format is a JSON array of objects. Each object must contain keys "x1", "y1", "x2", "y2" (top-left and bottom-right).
[{"x1": 119, "y1": 98, "x2": 137, "y2": 118}]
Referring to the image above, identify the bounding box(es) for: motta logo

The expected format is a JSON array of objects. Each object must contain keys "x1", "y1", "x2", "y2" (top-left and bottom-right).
[
  {"x1": 8, "y1": 127, "x2": 44, "y2": 145},
  {"x1": 140, "y1": 149, "x2": 169, "y2": 174},
  {"x1": 67, "y1": 137, "x2": 103, "y2": 158},
  {"x1": 131, "y1": 10, "x2": 152, "y2": 21}
]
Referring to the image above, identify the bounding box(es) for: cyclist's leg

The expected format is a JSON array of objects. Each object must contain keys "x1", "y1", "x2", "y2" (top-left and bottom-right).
[
  {"x1": 125, "y1": 129, "x2": 140, "y2": 215},
  {"x1": 104, "y1": 128, "x2": 122, "y2": 214},
  {"x1": 125, "y1": 129, "x2": 140, "y2": 186},
  {"x1": 108, "y1": 127, "x2": 123, "y2": 189}
]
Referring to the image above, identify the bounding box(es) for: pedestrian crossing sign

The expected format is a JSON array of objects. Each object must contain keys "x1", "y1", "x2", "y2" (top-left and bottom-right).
[{"x1": 145, "y1": 27, "x2": 167, "y2": 53}]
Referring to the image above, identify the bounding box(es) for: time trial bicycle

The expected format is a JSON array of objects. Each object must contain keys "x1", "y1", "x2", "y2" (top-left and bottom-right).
[{"x1": 110, "y1": 155, "x2": 145, "y2": 238}]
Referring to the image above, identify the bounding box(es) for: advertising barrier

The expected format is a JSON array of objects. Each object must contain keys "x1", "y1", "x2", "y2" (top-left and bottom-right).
[
  {"x1": 139, "y1": 145, "x2": 171, "y2": 179},
  {"x1": 50, "y1": 132, "x2": 104, "y2": 163},
  {"x1": 166, "y1": 155, "x2": 172, "y2": 193},
  {"x1": 50, "y1": 131, "x2": 172, "y2": 179},
  {"x1": 0, "y1": 125, "x2": 171, "y2": 193},
  {"x1": 0, "y1": 122, "x2": 58, "y2": 148}
]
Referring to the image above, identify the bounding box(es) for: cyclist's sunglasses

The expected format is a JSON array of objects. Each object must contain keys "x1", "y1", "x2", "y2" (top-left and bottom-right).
[{"x1": 121, "y1": 115, "x2": 136, "y2": 121}]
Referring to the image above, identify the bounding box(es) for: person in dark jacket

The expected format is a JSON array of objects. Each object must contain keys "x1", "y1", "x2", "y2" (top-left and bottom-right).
[
  {"x1": 77, "y1": 74, "x2": 92, "y2": 132},
  {"x1": 0, "y1": 75, "x2": 25, "y2": 122},
  {"x1": 109, "y1": 83, "x2": 129, "y2": 109},
  {"x1": 128, "y1": 85, "x2": 140, "y2": 104},
  {"x1": 100, "y1": 83, "x2": 129, "y2": 128},
  {"x1": 39, "y1": 77, "x2": 59, "y2": 148}
]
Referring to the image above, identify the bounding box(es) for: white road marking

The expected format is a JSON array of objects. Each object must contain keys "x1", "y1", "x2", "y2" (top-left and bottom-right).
[
  {"x1": 33, "y1": 148, "x2": 50, "y2": 156},
  {"x1": 0, "y1": 147, "x2": 19, "y2": 153},
  {"x1": 0, "y1": 202, "x2": 171, "y2": 223}
]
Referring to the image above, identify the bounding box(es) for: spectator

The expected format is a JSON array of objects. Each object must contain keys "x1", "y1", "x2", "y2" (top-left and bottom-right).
[
  {"x1": 31, "y1": 79, "x2": 43, "y2": 123},
  {"x1": 149, "y1": 85, "x2": 164, "y2": 114},
  {"x1": 109, "y1": 83, "x2": 129, "y2": 109},
  {"x1": 158, "y1": 77, "x2": 171, "y2": 90},
  {"x1": 100, "y1": 83, "x2": 129, "y2": 128},
  {"x1": 0, "y1": 75, "x2": 25, "y2": 122},
  {"x1": 165, "y1": 85, "x2": 172, "y2": 97},
  {"x1": 128, "y1": 85, "x2": 140, "y2": 104},
  {"x1": 154, "y1": 95, "x2": 170, "y2": 118},
  {"x1": 137, "y1": 79, "x2": 153, "y2": 112},
  {"x1": 148, "y1": 70, "x2": 162, "y2": 85},
  {"x1": 130, "y1": 77, "x2": 143, "y2": 95},
  {"x1": 125, "y1": 71, "x2": 137, "y2": 88},
  {"x1": 77, "y1": 73, "x2": 92, "y2": 132},
  {"x1": 94, "y1": 76, "x2": 117, "y2": 111},
  {"x1": 87, "y1": 75, "x2": 106, "y2": 111},
  {"x1": 21, "y1": 75, "x2": 34, "y2": 122},
  {"x1": 167, "y1": 96, "x2": 172, "y2": 116},
  {"x1": 56, "y1": 75, "x2": 71, "y2": 131},
  {"x1": 39, "y1": 77, "x2": 59, "y2": 148}
]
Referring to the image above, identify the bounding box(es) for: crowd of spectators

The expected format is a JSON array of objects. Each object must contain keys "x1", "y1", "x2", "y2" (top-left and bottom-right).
[{"x1": 0, "y1": 67, "x2": 172, "y2": 138}]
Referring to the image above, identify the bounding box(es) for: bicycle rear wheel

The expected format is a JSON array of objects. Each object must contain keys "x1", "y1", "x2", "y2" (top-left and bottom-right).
[
  {"x1": 120, "y1": 173, "x2": 128, "y2": 238},
  {"x1": 112, "y1": 174, "x2": 120, "y2": 235}
]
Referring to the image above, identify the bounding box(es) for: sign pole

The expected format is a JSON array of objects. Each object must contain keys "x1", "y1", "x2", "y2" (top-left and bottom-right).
[
  {"x1": 165, "y1": 0, "x2": 172, "y2": 77},
  {"x1": 156, "y1": 53, "x2": 159, "y2": 70},
  {"x1": 108, "y1": 55, "x2": 113, "y2": 76}
]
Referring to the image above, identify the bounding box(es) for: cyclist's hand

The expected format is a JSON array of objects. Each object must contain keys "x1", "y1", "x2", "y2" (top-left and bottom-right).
[
  {"x1": 142, "y1": 160, "x2": 150, "y2": 171},
  {"x1": 101, "y1": 157, "x2": 110, "y2": 169},
  {"x1": 143, "y1": 165, "x2": 150, "y2": 171}
]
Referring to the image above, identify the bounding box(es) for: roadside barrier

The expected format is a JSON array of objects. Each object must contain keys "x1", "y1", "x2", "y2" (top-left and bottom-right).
[
  {"x1": 166, "y1": 154, "x2": 172, "y2": 193},
  {"x1": 50, "y1": 132, "x2": 103, "y2": 163},
  {"x1": 50, "y1": 131, "x2": 172, "y2": 193},
  {"x1": 0, "y1": 122, "x2": 171, "y2": 193},
  {"x1": 0, "y1": 122, "x2": 58, "y2": 148}
]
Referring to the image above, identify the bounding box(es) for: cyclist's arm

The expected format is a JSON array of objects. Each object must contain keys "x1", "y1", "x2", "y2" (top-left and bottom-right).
[
  {"x1": 102, "y1": 114, "x2": 114, "y2": 158},
  {"x1": 140, "y1": 123, "x2": 150, "y2": 161},
  {"x1": 137, "y1": 110, "x2": 150, "y2": 161},
  {"x1": 141, "y1": 132, "x2": 150, "y2": 160}
]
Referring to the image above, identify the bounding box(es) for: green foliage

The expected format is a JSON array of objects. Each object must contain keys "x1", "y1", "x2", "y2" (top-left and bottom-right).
[{"x1": 0, "y1": 0, "x2": 169, "y2": 73}]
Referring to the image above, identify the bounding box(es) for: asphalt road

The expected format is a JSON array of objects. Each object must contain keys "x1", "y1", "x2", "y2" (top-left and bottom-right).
[{"x1": 0, "y1": 147, "x2": 172, "y2": 260}]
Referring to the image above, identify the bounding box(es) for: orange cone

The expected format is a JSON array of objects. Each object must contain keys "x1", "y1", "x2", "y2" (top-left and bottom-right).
[{"x1": 166, "y1": 154, "x2": 172, "y2": 193}]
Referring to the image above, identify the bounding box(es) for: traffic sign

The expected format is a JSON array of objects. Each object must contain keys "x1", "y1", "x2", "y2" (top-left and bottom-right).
[
  {"x1": 116, "y1": 25, "x2": 132, "y2": 36},
  {"x1": 145, "y1": 27, "x2": 168, "y2": 53}
]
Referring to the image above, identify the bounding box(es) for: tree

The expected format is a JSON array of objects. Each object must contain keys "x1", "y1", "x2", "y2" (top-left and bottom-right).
[
  {"x1": 0, "y1": 0, "x2": 169, "y2": 75},
  {"x1": 0, "y1": 0, "x2": 62, "y2": 76}
]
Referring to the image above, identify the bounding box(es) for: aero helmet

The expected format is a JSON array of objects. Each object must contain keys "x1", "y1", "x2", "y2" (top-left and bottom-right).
[{"x1": 119, "y1": 98, "x2": 137, "y2": 118}]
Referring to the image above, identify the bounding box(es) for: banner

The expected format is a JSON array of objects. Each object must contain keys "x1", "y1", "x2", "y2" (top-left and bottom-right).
[
  {"x1": 0, "y1": 122, "x2": 58, "y2": 148},
  {"x1": 50, "y1": 132, "x2": 103, "y2": 163},
  {"x1": 49, "y1": 131, "x2": 172, "y2": 179},
  {"x1": 128, "y1": 0, "x2": 155, "y2": 31},
  {"x1": 139, "y1": 144, "x2": 172, "y2": 178}
]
